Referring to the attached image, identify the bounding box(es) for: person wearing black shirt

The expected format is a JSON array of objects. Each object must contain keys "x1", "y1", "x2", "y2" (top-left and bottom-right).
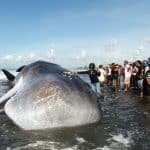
[
  {"x1": 143, "y1": 65, "x2": 150, "y2": 96},
  {"x1": 136, "y1": 60, "x2": 145, "y2": 97},
  {"x1": 77, "y1": 63, "x2": 101, "y2": 97}
]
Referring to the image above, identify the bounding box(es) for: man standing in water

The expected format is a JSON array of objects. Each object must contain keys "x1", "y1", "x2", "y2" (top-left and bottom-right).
[
  {"x1": 143, "y1": 64, "x2": 150, "y2": 96},
  {"x1": 77, "y1": 63, "x2": 102, "y2": 97}
]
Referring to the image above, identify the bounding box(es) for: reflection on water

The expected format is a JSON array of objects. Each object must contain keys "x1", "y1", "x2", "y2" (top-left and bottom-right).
[{"x1": 0, "y1": 75, "x2": 150, "y2": 150}]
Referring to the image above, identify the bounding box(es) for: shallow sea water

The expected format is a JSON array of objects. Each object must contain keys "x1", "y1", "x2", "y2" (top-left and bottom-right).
[{"x1": 0, "y1": 74, "x2": 150, "y2": 150}]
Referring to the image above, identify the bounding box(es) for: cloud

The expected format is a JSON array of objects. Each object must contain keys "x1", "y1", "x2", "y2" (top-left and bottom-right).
[
  {"x1": 74, "y1": 50, "x2": 88, "y2": 60},
  {"x1": 104, "y1": 38, "x2": 118, "y2": 52},
  {"x1": 47, "y1": 49, "x2": 56, "y2": 59},
  {"x1": 144, "y1": 38, "x2": 150, "y2": 44},
  {"x1": 137, "y1": 46, "x2": 144, "y2": 54},
  {"x1": 16, "y1": 55, "x2": 23, "y2": 61},
  {"x1": 28, "y1": 53, "x2": 36, "y2": 59},
  {"x1": 132, "y1": 46, "x2": 145, "y2": 60},
  {"x1": 2, "y1": 55, "x2": 14, "y2": 60},
  {"x1": 0, "y1": 49, "x2": 58, "y2": 69},
  {"x1": 0, "y1": 52, "x2": 36, "y2": 68}
]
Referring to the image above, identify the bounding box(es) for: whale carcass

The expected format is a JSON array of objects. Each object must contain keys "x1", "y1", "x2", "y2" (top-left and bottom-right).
[{"x1": 0, "y1": 61, "x2": 101, "y2": 130}]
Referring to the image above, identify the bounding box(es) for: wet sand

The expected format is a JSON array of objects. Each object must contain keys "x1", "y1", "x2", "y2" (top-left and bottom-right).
[{"x1": 0, "y1": 76, "x2": 150, "y2": 150}]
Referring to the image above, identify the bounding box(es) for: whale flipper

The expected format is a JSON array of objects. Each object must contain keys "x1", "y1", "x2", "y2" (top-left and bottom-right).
[
  {"x1": 1, "y1": 69, "x2": 15, "y2": 81},
  {"x1": 16, "y1": 65, "x2": 26, "y2": 72}
]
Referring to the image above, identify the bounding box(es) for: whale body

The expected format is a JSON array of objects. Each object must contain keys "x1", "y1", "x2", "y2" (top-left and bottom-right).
[{"x1": 0, "y1": 61, "x2": 101, "y2": 130}]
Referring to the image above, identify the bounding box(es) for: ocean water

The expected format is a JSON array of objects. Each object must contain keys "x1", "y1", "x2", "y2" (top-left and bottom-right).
[{"x1": 0, "y1": 72, "x2": 150, "y2": 150}]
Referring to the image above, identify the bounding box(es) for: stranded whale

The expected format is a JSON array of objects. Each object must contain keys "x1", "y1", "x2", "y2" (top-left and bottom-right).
[{"x1": 0, "y1": 61, "x2": 101, "y2": 130}]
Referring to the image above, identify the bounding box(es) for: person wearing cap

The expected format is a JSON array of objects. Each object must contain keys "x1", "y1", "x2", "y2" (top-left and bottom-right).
[{"x1": 77, "y1": 63, "x2": 102, "y2": 97}]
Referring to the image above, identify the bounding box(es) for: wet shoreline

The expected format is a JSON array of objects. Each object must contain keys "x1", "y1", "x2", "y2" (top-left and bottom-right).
[{"x1": 0, "y1": 78, "x2": 150, "y2": 150}]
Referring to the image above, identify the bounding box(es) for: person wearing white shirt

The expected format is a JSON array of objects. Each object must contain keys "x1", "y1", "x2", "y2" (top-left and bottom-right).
[
  {"x1": 124, "y1": 60, "x2": 131, "y2": 91},
  {"x1": 98, "y1": 65, "x2": 106, "y2": 94}
]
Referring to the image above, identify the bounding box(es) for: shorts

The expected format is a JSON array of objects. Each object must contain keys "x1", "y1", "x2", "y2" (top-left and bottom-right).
[
  {"x1": 100, "y1": 81, "x2": 104, "y2": 87},
  {"x1": 138, "y1": 79, "x2": 143, "y2": 92},
  {"x1": 124, "y1": 76, "x2": 130, "y2": 84}
]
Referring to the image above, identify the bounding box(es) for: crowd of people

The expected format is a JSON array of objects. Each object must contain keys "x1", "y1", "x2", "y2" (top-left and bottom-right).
[{"x1": 78, "y1": 58, "x2": 150, "y2": 98}]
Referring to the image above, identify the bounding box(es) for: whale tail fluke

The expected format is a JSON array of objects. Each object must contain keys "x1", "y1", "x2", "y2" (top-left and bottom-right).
[{"x1": 1, "y1": 69, "x2": 15, "y2": 81}]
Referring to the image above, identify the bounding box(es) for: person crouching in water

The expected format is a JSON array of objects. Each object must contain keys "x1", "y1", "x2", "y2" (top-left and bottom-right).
[{"x1": 77, "y1": 63, "x2": 102, "y2": 97}]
